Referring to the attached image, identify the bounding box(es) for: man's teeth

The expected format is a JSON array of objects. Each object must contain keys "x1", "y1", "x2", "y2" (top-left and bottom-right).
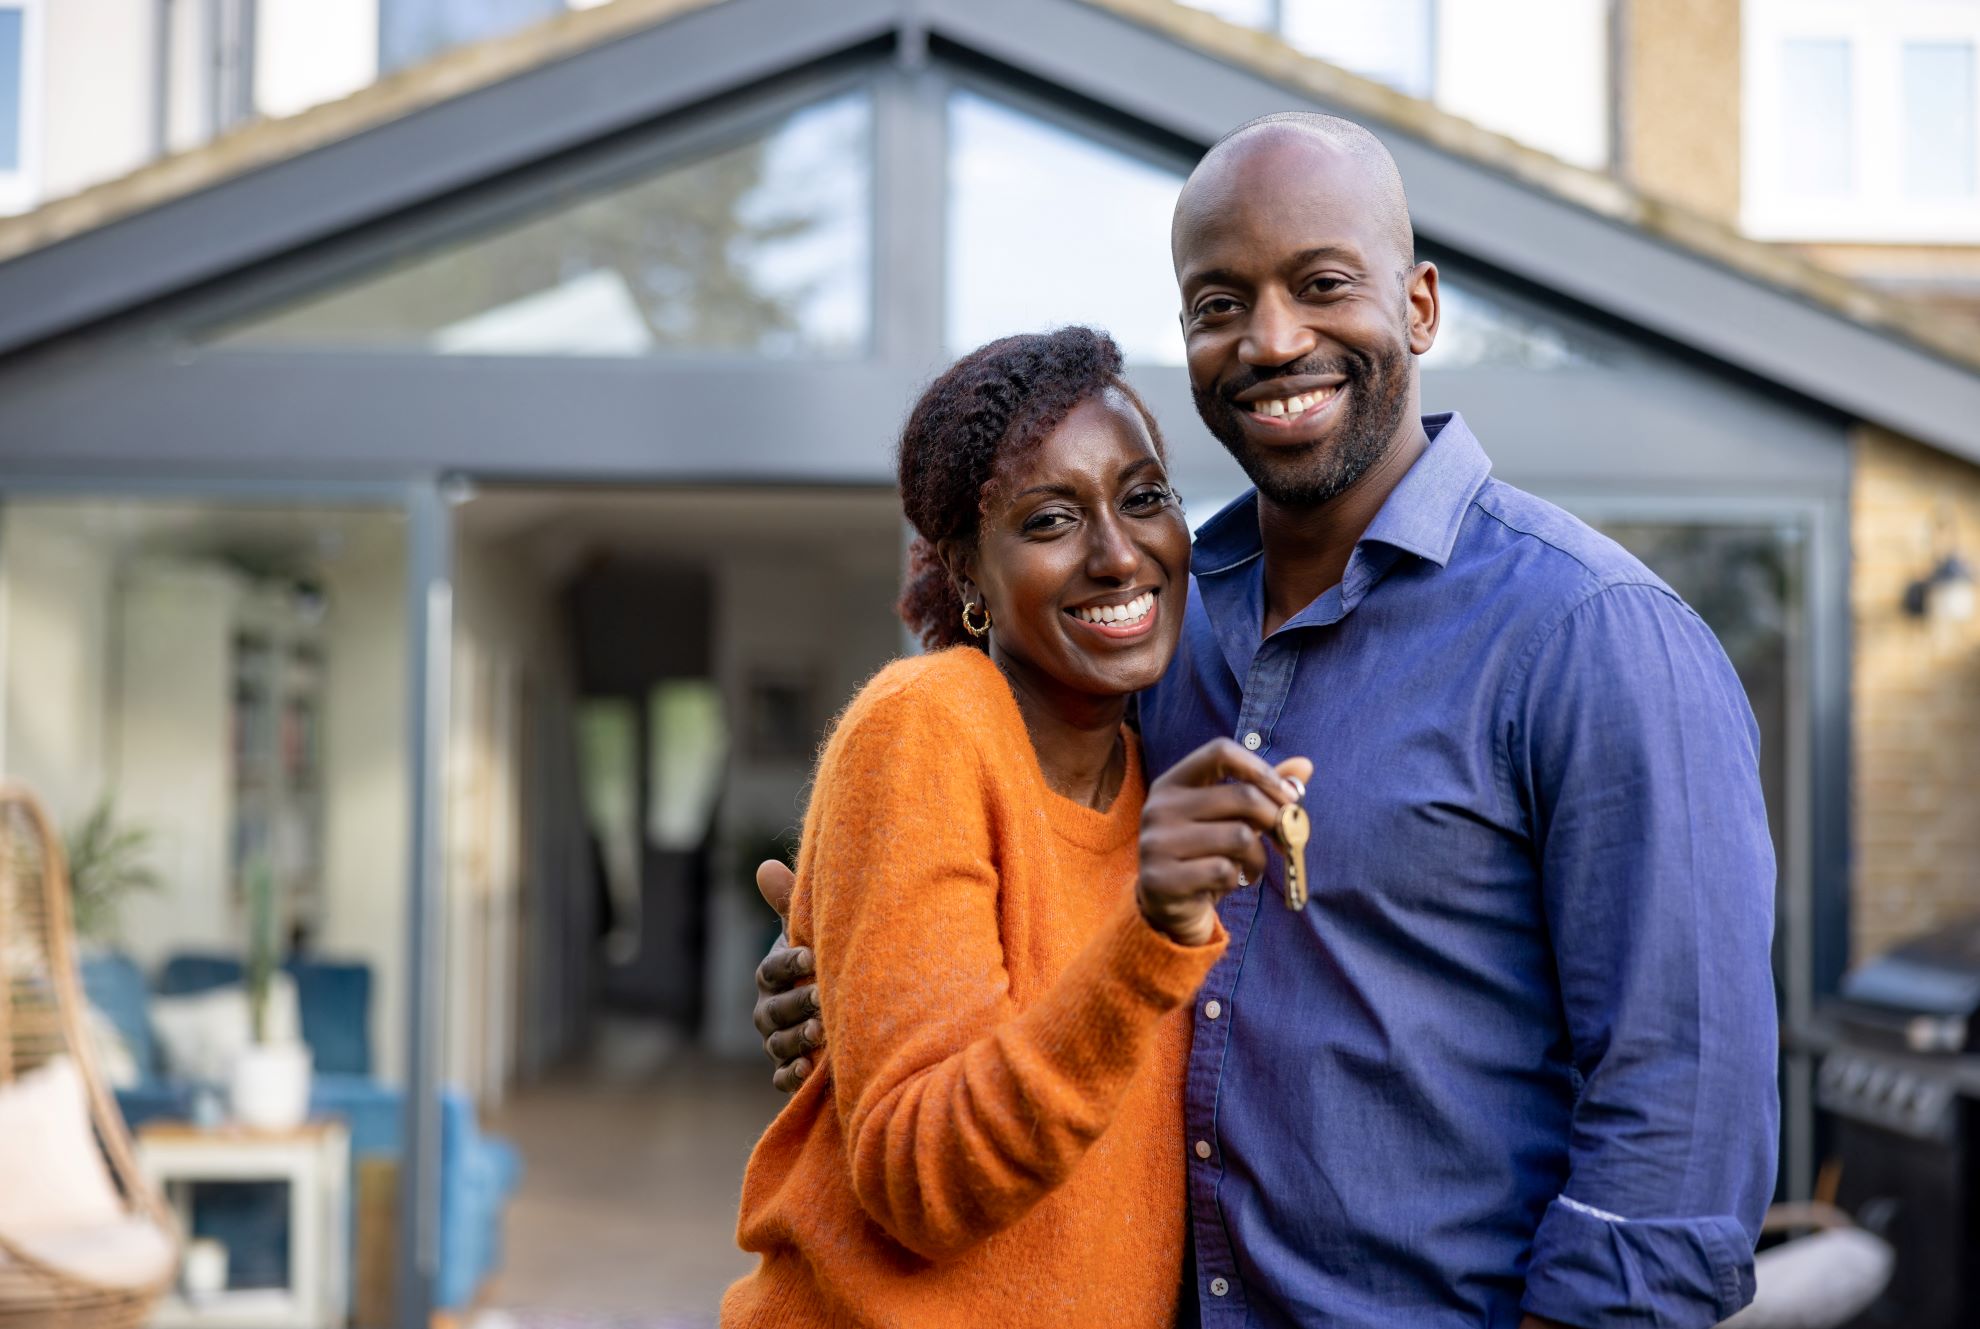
[
  {"x1": 1249, "y1": 388, "x2": 1336, "y2": 418},
  {"x1": 1073, "y1": 592, "x2": 1156, "y2": 626}
]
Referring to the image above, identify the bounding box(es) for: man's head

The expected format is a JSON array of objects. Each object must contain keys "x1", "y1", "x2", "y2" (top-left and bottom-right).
[{"x1": 1172, "y1": 113, "x2": 1439, "y2": 510}]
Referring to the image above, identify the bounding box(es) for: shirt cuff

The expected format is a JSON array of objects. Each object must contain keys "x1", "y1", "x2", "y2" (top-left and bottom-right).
[{"x1": 1521, "y1": 1194, "x2": 1756, "y2": 1328}]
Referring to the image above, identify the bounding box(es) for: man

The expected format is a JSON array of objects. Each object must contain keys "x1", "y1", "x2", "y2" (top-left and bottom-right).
[{"x1": 754, "y1": 113, "x2": 1778, "y2": 1328}]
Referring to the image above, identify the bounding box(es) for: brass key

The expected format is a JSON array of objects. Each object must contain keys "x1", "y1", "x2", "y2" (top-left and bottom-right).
[{"x1": 1276, "y1": 802, "x2": 1311, "y2": 909}]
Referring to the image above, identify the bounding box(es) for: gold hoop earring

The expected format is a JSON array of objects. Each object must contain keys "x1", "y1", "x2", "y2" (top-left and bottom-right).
[{"x1": 962, "y1": 601, "x2": 992, "y2": 638}]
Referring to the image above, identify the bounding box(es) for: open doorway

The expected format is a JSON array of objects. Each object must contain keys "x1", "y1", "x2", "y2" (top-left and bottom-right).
[{"x1": 449, "y1": 484, "x2": 903, "y2": 1323}]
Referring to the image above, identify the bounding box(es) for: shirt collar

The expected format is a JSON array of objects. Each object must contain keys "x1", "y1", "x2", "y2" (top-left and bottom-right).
[{"x1": 1190, "y1": 412, "x2": 1491, "y2": 580}]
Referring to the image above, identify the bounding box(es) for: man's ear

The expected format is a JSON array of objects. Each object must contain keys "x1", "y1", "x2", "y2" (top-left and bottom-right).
[{"x1": 1406, "y1": 260, "x2": 1440, "y2": 357}]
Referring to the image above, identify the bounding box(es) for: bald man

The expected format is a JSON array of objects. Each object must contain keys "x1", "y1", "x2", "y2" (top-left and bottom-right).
[{"x1": 757, "y1": 114, "x2": 1777, "y2": 1328}]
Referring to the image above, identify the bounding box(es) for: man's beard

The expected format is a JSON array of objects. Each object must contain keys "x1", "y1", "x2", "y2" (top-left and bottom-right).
[{"x1": 1192, "y1": 338, "x2": 1413, "y2": 510}]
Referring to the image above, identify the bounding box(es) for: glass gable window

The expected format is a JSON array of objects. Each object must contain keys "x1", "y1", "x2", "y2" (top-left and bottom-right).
[
  {"x1": 214, "y1": 92, "x2": 873, "y2": 358},
  {"x1": 947, "y1": 92, "x2": 1187, "y2": 365},
  {"x1": 1420, "y1": 280, "x2": 1603, "y2": 371}
]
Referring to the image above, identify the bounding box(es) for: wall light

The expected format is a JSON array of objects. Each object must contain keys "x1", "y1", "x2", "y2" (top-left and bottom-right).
[
  {"x1": 1900, "y1": 507, "x2": 1964, "y2": 625},
  {"x1": 1904, "y1": 507, "x2": 1976, "y2": 625},
  {"x1": 1905, "y1": 555, "x2": 1976, "y2": 624}
]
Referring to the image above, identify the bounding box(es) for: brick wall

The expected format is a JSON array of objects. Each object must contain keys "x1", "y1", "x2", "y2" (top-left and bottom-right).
[
  {"x1": 1851, "y1": 426, "x2": 1980, "y2": 962},
  {"x1": 1622, "y1": 0, "x2": 1742, "y2": 225}
]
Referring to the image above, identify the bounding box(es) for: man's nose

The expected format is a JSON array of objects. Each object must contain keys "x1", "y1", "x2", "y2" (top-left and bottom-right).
[{"x1": 1240, "y1": 288, "x2": 1317, "y2": 368}]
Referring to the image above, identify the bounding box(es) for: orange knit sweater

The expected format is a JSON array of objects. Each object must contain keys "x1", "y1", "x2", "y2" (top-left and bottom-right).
[{"x1": 723, "y1": 647, "x2": 1227, "y2": 1329}]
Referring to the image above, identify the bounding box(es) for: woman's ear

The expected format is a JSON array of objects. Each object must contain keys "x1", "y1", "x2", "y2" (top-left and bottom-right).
[{"x1": 936, "y1": 538, "x2": 976, "y2": 607}]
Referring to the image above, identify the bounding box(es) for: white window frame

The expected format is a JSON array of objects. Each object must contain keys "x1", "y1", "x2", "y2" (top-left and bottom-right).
[
  {"x1": 0, "y1": 0, "x2": 43, "y2": 217},
  {"x1": 1744, "y1": 0, "x2": 1980, "y2": 243}
]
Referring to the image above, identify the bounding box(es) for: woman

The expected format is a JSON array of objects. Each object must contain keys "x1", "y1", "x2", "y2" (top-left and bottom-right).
[{"x1": 722, "y1": 327, "x2": 1309, "y2": 1328}]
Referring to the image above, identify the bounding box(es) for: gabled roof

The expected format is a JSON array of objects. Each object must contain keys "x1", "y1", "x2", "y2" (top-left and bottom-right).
[{"x1": 0, "y1": 0, "x2": 1976, "y2": 461}]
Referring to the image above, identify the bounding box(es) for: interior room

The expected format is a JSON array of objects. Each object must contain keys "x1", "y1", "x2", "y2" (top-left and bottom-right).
[
  {"x1": 448, "y1": 483, "x2": 905, "y2": 1321},
  {"x1": 0, "y1": 485, "x2": 906, "y2": 1323}
]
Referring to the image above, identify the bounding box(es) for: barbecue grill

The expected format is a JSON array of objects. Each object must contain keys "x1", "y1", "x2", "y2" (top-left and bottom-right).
[{"x1": 1815, "y1": 916, "x2": 1980, "y2": 1329}]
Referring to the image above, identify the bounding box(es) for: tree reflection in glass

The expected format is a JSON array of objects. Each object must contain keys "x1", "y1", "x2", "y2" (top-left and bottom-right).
[{"x1": 213, "y1": 92, "x2": 873, "y2": 357}]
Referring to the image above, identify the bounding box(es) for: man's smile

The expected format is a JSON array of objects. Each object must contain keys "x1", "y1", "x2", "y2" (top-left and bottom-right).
[{"x1": 1231, "y1": 377, "x2": 1348, "y2": 438}]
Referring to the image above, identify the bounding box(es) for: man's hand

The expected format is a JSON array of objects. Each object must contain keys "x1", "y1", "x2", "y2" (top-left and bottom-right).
[{"x1": 752, "y1": 859, "x2": 823, "y2": 1093}]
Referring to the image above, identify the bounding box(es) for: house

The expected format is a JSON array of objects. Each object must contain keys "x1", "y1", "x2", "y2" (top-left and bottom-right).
[{"x1": 0, "y1": 0, "x2": 1975, "y2": 1318}]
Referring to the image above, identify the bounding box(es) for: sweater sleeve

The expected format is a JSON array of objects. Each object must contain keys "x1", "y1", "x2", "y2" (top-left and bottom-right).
[{"x1": 801, "y1": 680, "x2": 1224, "y2": 1261}]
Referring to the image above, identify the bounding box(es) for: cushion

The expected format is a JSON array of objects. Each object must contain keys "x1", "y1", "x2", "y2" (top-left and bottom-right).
[
  {"x1": 1722, "y1": 1226, "x2": 1895, "y2": 1328},
  {"x1": 156, "y1": 953, "x2": 246, "y2": 998},
  {"x1": 289, "y1": 960, "x2": 373, "y2": 1077},
  {"x1": 2, "y1": 1215, "x2": 176, "y2": 1291},
  {"x1": 151, "y1": 975, "x2": 300, "y2": 1085},
  {"x1": 82, "y1": 1004, "x2": 141, "y2": 1090},
  {"x1": 78, "y1": 953, "x2": 158, "y2": 1080},
  {"x1": 0, "y1": 1057, "x2": 125, "y2": 1233}
]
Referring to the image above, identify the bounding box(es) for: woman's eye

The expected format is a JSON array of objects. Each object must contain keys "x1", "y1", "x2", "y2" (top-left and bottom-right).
[
  {"x1": 1124, "y1": 487, "x2": 1173, "y2": 512},
  {"x1": 1023, "y1": 510, "x2": 1075, "y2": 534}
]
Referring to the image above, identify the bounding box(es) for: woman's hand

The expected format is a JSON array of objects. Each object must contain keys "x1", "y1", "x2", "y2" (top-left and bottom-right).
[{"x1": 1137, "y1": 738, "x2": 1314, "y2": 947}]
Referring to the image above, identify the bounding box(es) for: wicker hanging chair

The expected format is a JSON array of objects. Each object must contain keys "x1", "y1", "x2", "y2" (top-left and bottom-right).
[{"x1": 0, "y1": 784, "x2": 178, "y2": 1329}]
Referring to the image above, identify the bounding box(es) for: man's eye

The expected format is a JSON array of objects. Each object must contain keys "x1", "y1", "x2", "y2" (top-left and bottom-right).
[
  {"x1": 1304, "y1": 277, "x2": 1346, "y2": 296},
  {"x1": 1194, "y1": 297, "x2": 1241, "y2": 319}
]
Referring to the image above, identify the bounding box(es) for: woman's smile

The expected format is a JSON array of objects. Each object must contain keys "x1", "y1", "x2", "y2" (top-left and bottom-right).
[{"x1": 1064, "y1": 588, "x2": 1162, "y2": 641}]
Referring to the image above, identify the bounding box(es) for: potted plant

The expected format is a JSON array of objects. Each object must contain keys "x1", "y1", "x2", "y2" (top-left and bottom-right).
[
  {"x1": 63, "y1": 796, "x2": 162, "y2": 947},
  {"x1": 228, "y1": 856, "x2": 311, "y2": 1130}
]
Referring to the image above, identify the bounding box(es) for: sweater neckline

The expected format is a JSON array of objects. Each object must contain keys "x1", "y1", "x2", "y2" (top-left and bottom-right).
[{"x1": 951, "y1": 646, "x2": 1145, "y2": 854}]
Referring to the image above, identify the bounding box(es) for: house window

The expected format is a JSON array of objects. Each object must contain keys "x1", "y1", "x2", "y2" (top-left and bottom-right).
[
  {"x1": 1904, "y1": 41, "x2": 1977, "y2": 200},
  {"x1": 0, "y1": 8, "x2": 20, "y2": 173},
  {"x1": 1176, "y1": 0, "x2": 1610, "y2": 170},
  {"x1": 1780, "y1": 40, "x2": 1854, "y2": 198},
  {"x1": 380, "y1": 0, "x2": 564, "y2": 75},
  {"x1": 1745, "y1": 0, "x2": 1980, "y2": 241},
  {"x1": 0, "y1": 0, "x2": 40, "y2": 216}
]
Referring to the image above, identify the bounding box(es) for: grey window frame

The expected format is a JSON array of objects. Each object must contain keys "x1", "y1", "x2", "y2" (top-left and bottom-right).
[{"x1": 0, "y1": 472, "x2": 454, "y2": 1325}]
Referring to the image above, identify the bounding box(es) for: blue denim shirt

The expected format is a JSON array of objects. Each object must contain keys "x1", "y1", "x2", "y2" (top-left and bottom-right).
[{"x1": 1141, "y1": 414, "x2": 1779, "y2": 1328}]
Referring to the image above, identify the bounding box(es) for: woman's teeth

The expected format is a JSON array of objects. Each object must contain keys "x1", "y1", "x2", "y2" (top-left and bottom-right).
[
  {"x1": 1248, "y1": 388, "x2": 1335, "y2": 418},
  {"x1": 1073, "y1": 592, "x2": 1155, "y2": 626}
]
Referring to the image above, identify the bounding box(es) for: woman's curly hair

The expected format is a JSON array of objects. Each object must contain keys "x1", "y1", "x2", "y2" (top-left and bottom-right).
[{"x1": 897, "y1": 326, "x2": 1167, "y2": 652}]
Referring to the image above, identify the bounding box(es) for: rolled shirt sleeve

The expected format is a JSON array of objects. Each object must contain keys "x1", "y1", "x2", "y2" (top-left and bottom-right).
[{"x1": 1508, "y1": 582, "x2": 1780, "y2": 1327}]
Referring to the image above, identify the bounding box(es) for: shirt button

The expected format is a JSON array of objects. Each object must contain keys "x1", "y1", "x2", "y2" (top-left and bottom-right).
[
  {"x1": 1194, "y1": 1139, "x2": 1212, "y2": 1159},
  {"x1": 1203, "y1": 1000, "x2": 1222, "y2": 1020},
  {"x1": 1210, "y1": 1277, "x2": 1230, "y2": 1297},
  {"x1": 1242, "y1": 731, "x2": 1262, "y2": 750}
]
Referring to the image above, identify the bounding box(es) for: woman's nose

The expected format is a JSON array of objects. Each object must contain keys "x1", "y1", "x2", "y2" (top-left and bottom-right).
[{"x1": 1087, "y1": 517, "x2": 1140, "y2": 581}]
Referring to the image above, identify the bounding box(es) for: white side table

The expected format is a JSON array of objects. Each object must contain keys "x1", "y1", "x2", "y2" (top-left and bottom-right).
[{"x1": 136, "y1": 1120, "x2": 351, "y2": 1329}]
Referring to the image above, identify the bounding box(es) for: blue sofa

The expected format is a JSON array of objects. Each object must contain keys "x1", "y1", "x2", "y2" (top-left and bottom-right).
[{"x1": 80, "y1": 951, "x2": 521, "y2": 1312}]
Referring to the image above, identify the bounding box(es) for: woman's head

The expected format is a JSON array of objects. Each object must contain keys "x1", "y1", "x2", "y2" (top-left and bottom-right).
[{"x1": 898, "y1": 327, "x2": 1191, "y2": 700}]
